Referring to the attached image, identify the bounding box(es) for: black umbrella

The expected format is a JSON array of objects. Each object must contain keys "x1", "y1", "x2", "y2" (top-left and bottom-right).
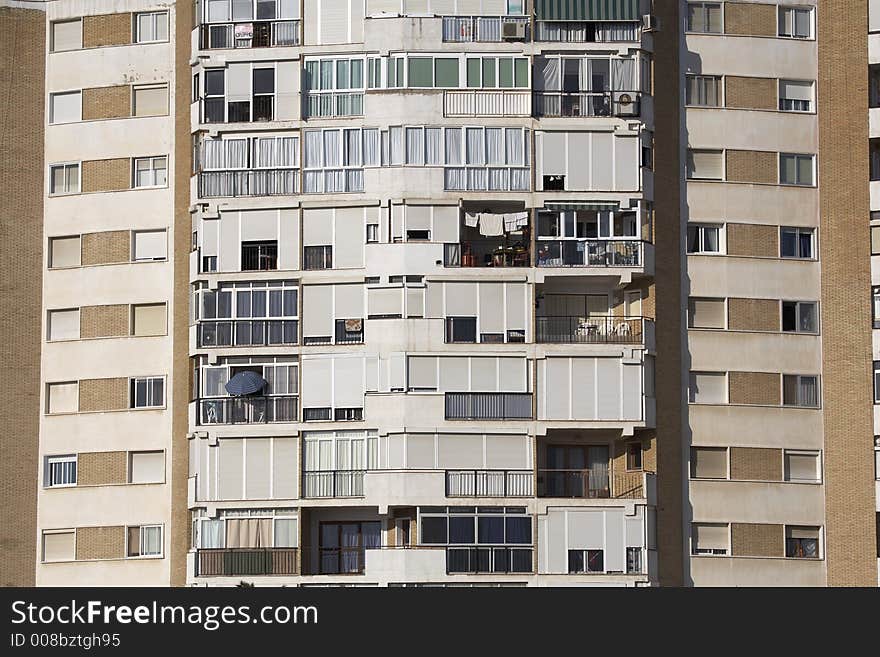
[{"x1": 224, "y1": 371, "x2": 267, "y2": 396}]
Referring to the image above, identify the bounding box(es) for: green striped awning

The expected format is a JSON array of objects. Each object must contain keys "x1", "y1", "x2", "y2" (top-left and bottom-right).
[
  {"x1": 544, "y1": 201, "x2": 620, "y2": 211},
  {"x1": 534, "y1": 0, "x2": 641, "y2": 21}
]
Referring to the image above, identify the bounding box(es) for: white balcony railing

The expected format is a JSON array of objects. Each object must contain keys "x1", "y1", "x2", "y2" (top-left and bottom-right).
[{"x1": 444, "y1": 90, "x2": 531, "y2": 117}]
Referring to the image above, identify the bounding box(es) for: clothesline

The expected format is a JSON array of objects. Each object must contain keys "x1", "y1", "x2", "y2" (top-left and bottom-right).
[{"x1": 464, "y1": 212, "x2": 529, "y2": 237}]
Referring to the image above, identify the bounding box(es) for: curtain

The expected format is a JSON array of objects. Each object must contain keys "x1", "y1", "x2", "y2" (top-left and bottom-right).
[
  {"x1": 445, "y1": 127, "x2": 463, "y2": 165},
  {"x1": 425, "y1": 127, "x2": 442, "y2": 165},
  {"x1": 505, "y1": 128, "x2": 523, "y2": 165},
  {"x1": 319, "y1": 60, "x2": 333, "y2": 90},
  {"x1": 325, "y1": 169, "x2": 345, "y2": 192},
  {"x1": 226, "y1": 518, "x2": 272, "y2": 548},
  {"x1": 390, "y1": 126, "x2": 404, "y2": 165},
  {"x1": 303, "y1": 171, "x2": 321, "y2": 193},
  {"x1": 612, "y1": 58, "x2": 635, "y2": 91},
  {"x1": 444, "y1": 168, "x2": 466, "y2": 190},
  {"x1": 201, "y1": 520, "x2": 224, "y2": 548},
  {"x1": 487, "y1": 169, "x2": 508, "y2": 192},
  {"x1": 406, "y1": 127, "x2": 424, "y2": 164},
  {"x1": 580, "y1": 58, "x2": 593, "y2": 92},
  {"x1": 274, "y1": 519, "x2": 297, "y2": 548},
  {"x1": 202, "y1": 140, "x2": 225, "y2": 169},
  {"x1": 323, "y1": 130, "x2": 340, "y2": 167},
  {"x1": 304, "y1": 130, "x2": 322, "y2": 168},
  {"x1": 363, "y1": 128, "x2": 380, "y2": 166},
  {"x1": 344, "y1": 129, "x2": 361, "y2": 166},
  {"x1": 466, "y1": 127, "x2": 484, "y2": 165},
  {"x1": 485, "y1": 128, "x2": 504, "y2": 165}
]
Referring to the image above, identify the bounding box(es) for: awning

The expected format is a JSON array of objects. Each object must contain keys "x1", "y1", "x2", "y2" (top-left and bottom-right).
[
  {"x1": 544, "y1": 202, "x2": 620, "y2": 211},
  {"x1": 225, "y1": 371, "x2": 268, "y2": 396},
  {"x1": 534, "y1": 0, "x2": 641, "y2": 22}
]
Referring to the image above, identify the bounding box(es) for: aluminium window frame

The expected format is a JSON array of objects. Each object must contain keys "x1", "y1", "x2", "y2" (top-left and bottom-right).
[
  {"x1": 134, "y1": 11, "x2": 170, "y2": 43},
  {"x1": 45, "y1": 454, "x2": 78, "y2": 488},
  {"x1": 132, "y1": 155, "x2": 169, "y2": 189},
  {"x1": 781, "y1": 300, "x2": 818, "y2": 334},
  {"x1": 129, "y1": 376, "x2": 166, "y2": 409},
  {"x1": 126, "y1": 524, "x2": 164, "y2": 558},
  {"x1": 48, "y1": 162, "x2": 81, "y2": 196}
]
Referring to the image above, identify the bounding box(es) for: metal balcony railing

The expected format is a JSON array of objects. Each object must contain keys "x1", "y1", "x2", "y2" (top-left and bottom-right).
[
  {"x1": 443, "y1": 241, "x2": 530, "y2": 268},
  {"x1": 198, "y1": 170, "x2": 299, "y2": 198},
  {"x1": 536, "y1": 240, "x2": 644, "y2": 268},
  {"x1": 443, "y1": 90, "x2": 531, "y2": 117},
  {"x1": 302, "y1": 470, "x2": 366, "y2": 498},
  {"x1": 303, "y1": 92, "x2": 364, "y2": 118},
  {"x1": 535, "y1": 316, "x2": 645, "y2": 344},
  {"x1": 195, "y1": 548, "x2": 298, "y2": 576},
  {"x1": 445, "y1": 470, "x2": 533, "y2": 497},
  {"x1": 198, "y1": 396, "x2": 298, "y2": 425},
  {"x1": 445, "y1": 392, "x2": 533, "y2": 420},
  {"x1": 533, "y1": 91, "x2": 642, "y2": 118},
  {"x1": 446, "y1": 547, "x2": 534, "y2": 574},
  {"x1": 197, "y1": 319, "x2": 298, "y2": 347},
  {"x1": 537, "y1": 469, "x2": 645, "y2": 499},
  {"x1": 198, "y1": 20, "x2": 301, "y2": 49}
]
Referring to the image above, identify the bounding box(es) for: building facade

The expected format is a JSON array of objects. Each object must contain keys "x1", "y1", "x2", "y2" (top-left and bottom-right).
[{"x1": 2, "y1": 0, "x2": 876, "y2": 587}]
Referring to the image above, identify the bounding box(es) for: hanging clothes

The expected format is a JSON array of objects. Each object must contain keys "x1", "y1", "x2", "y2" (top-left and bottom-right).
[
  {"x1": 478, "y1": 214, "x2": 504, "y2": 236},
  {"x1": 464, "y1": 212, "x2": 480, "y2": 227}
]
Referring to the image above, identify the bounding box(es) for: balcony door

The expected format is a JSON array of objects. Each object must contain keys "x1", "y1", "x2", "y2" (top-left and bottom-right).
[
  {"x1": 545, "y1": 445, "x2": 609, "y2": 497},
  {"x1": 319, "y1": 521, "x2": 381, "y2": 574}
]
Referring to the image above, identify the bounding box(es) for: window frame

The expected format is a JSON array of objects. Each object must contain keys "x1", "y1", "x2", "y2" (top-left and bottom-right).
[
  {"x1": 783, "y1": 449, "x2": 822, "y2": 484},
  {"x1": 686, "y1": 2, "x2": 723, "y2": 34},
  {"x1": 49, "y1": 90, "x2": 82, "y2": 125},
  {"x1": 779, "y1": 153, "x2": 814, "y2": 187},
  {"x1": 685, "y1": 74, "x2": 722, "y2": 107},
  {"x1": 778, "y1": 79, "x2": 814, "y2": 113},
  {"x1": 781, "y1": 300, "x2": 818, "y2": 334},
  {"x1": 132, "y1": 156, "x2": 168, "y2": 189},
  {"x1": 779, "y1": 227, "x2": 815, "y2": 260},
  {"x1": 50, "y1": 18, "x2": 83, "y2": 52},
  {"x1": 777, "y1": 6, "x2": 813, "y2": 40},
  {"x1": 126, "y1": 524, "x2": 164, "y2": 558},
  {"x1": 784, "y1": 525, "x2": 821, "y2": 559},
  {"x1": 686, "y1": 223, "x2": 723, "y2": 254},
  {"x1": 134, "y1": 11, "x2": 170, "y2": 44},
  {"x1": 49, "y1": 162, "x2": 81, "y2": 196},
  {"x1": 129, "y1": 376, "x2": 166, "y2": 409},
  {"x1": 45, "y1": 454, "x2": 78, "y2": 488},
  {"x1": 782, "y1": 374, "x2": 820, "y2": 408}
]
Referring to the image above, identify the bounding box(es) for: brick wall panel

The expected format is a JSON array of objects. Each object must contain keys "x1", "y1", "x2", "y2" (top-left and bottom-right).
[
  {"x1": 82, "y1": 13, "x2": 132, "y2": 48},
  {"x1": 78, "y1": 378, "x2": 129, "y2": 413},
  {"x1": 78, "y1": 451, "x2": 127, "y2": 486},
  {"x1": 728, "y1": 371, "x2": 780, "y2": 405},
  {"x1": 80, "y1": 304, "x2": 129, "y2": 339},
  {"x1": 81, "y1": 159, "x2": 130, "y2": 193},
  {"x1": 81, "y1": 231, "x2": 130, "y2": 266},
  {"x1": 726, "y1": 223, "x2": 778, "y2": 258},
  {"x1": 726, "y1": 150, "x2": 778, "y2": 184},
  {"x1": 724, "y1": 2, "x2": 778, "y2": 37},
  {"x1": 731, "y1": 523, "x2": 784, "y2": 557},
  {"x1": 75, "y1": 525, "x2": 125, "y2": 560},
  {"x1": 725, "y1": 76, "x2": 777, "y2": 110},
  {"x1": 729, "y1": 447, "x2": 782, "y2": 481},
  {"x1": 81, "y1": 86, "x2": 130, "y2": 120},
  {"x1": 727, "y1": 298, "x2": 779, "y2": 331}
]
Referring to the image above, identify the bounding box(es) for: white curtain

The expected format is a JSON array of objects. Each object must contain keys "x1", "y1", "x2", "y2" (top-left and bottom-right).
[
  {"x1": 344, "y1": 129, "x2": 362, "y2": 166},
  {"x1": 612, "y1": 59, "x2": 635, "y2": 91},
  {"x1": 201, "y1": 520, "x2": 224, "y2": 548},
  {"x1": 466, "y1": 127, "x2": 484, "y2": 165},
  {"x1": 202, "y1": 140, "x2": 225, "y2": 169},
  {"x1": 425, "y1": 127, "x2": 442, "y2": 165},
  {"x1": 325, "y1": 169, "x2": 345, "y2": 192},
  {"x1": 303, "y1": 170, "x2": 321, "y2": 193},
  {"x1": 445, "y1": 127, "x2": 462, "y2": 165},
  {"x1": 142, "y1": 526, "x2": 162, "y2": 555},
  {"x1": 363, "y1": 128, "x2": 380, "y2": 166},
  {"x1": 580, "y1": 58, "x2": 593, "y2": 92},
  {"x1": 226, "y1": 139, "x2": 248, "y2": 168},
  {"x1": 486, "y1": 128, "x2": 504, "y2": 165},
  {"x1": 467, "y1": 167, "x2": 487, "y2": 190},
  {"x1": 323, "y1": 130, "x2": 341, "y2": 167},
  {"x1": 390, "y1": 126, "x2": 404, "y2": 165},
  {"x1": 304, "y1": 130, "x2": 322, "y2": 168},
  {"x1": 505, "y1": 128, "x2": 524, "y2": 165},
  {"x1": 510, "y1": 168, "x2": 529, "y2": 191},
  {"x1": 253, "y1": 137, "x2": 297, "y2": 168},
  {"x1": 406, "y1": 127, "x2": 424, "y2": 164},
  {"x1": 445, "y1": 168, "x2": 466, "y2": 190},
  {"x1": 535, "y1": 57, "x2": 559, "y2": 92}
]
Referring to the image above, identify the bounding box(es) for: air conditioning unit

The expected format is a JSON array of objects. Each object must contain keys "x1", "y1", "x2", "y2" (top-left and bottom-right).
[
  {"x1": 613, "y1": 92, "x2": 640, "y2": 117},
  {"x1": 642, "y1": 14, "x2": 659, "y2": 31},
  {"x1": 501, "y1": 20, "x2": 526, "y2": 40}
]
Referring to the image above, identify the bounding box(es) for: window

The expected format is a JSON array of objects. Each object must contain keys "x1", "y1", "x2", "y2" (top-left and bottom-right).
[
  {"x1": 51, "y1": 19, "x2": 82, "y2": 52},
  {"x1": 779, "y1": 154, "x2": 813, "y2": 186},
  {"x1": 445, "y1": 317, "x2": 477, "y2": 343},
  {"x1": 688, "y1": 297, "x2": 726, "y2": 329},
  {"x1": 685, "y1": 75, "x2": 721, "y2": 107},
  {"x1": 690, "y1": 447, "x2": 728, "y2": 479},
  {"x1": 366, "y1": 223, "x2": 378, "y2": 243},
  {"x1": 133, "y1": 156, "x2": 167, "y2": 188},
  {"x1": 687, "y1": 3, "x2": 722, "y2": 33},
  {"x1": 873, "y1": 287, "x2": 880, "y2": 329},
  {"x1": 127, "y1": 525, "x2": 163, "y2": 557},
  {"x1": 692, "y1": 523, "x2": 728, "y2": 555},
  {"x1": 129, "y1": 451, "x2": 164, "y2": 484},
  {"x1": 626, "y1": 547, "x2": 642, "y2": 574},
  {"x1": 785, "y1": 526, "x2": 819, "y2": 558},
  {"x1": 49, "y1": 236, "x2": 81, "y2": 268},
  {"x1": 45, "y1": 455, "x2": 77, "y2": 487},
  {"x1": 203, "y1": 70, "x2": 225, "y2": 122},
  {"x1": 779, "y1": 80, "x2": 813, "y2": 112},
  {"x1": 782, "y1": 374, "x2": 819, "y2": 408},
  {"x1": 304, "y1": 245, "x2": 333, "y2": 270},
  {"x1": 784, "y1": 451, "x2": 820, "y2": 483},
  {"x1": 252, "y1": 67, "x2": 275, "y2": 121},
  {"x1": 135, "y1": 11, "x2": 169, "y2": 43},
  {"x1": 334, "y1": 408, "x2": 363, "y2": 421},
  {"x1": 47, "y1": 382, "x2": 78, "y2": 414},
  {"x1": 626, "y1": 443, "x2": 643, "y2": 470},
  {"x1": 133, "y1": 230, "x2": 167, "y2": 261},
  {"x1": 781, "y1": 301, "x2": 817, "y2": 333},
  {"x1": 568, "y1": 549, "x2": 604, "y2": 574},
  {"x1": 686, "y1": 224, "x2": 721, "y2": 254},
  {"x1": 778, "y1": 6, "x2": 812, "y2": 39},
  {"x1": 132, "y1": 304, "x2": 167, "y2": 337},
  {"x1": 42, "y1": 530, "x2": 75, "y2": 562},
  {"x1": 133, "y1": 85, "x2": 168, "y2": 117},
  {"x1": 50, "y1": 163, "x2": 80, "y2": 195},
  {"x1": 780, "y1": 227, "x2": 814, "y2": 259},
  {"x1": 688, "y1": 372, "x2": 727, "y2": 404},
  {"x1": 686, "y1": 149, "x2": 723, "y2": 180},
  {"x1": 875, "y1": 362, "x2": 880, "y2": 403},
  {"x1": 130, "y1": 377, "x2": 164, "y2": 409},
  {"x1": 241, "y1": 240, "x2": 278, "y2": 271},
  {"x1": 48, "y1": 309, "x2": 80, "y2": 341},
  {"x1": 49, "y1": 91, "x2": 81, "y2": 124}
]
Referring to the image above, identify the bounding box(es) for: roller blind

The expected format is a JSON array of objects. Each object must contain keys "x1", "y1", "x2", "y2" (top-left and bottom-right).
[
  {"x1": 688, "y1": 298, "x2": 725, "y2": 329},
  {"x1": 334, "y1": 284, "x2": 364, "y2": 318},
  {"x1": 445, "y1": 282, "x2": 477, "y2": 316},
  {"x1": 787, "y1": 526, "x2": 819, "y2": 540},
  {"x1": 218, "y1": 439, "x2": 244, "y2": 500},
  {"x1": 49, "y1": 309, "x2": 80, "y2": 341},
  {"x1": 226, "y1": 63, "x2": 251, "y2": 102},
  {"x1": 133, "y1": 86, "x2": 168, "y2": 116},
  {"x1": 406, "y1": 287, "x2": 424, "y2": 318},
  {"x1": 406, "y1": 206, "x2": 431, "y2": 232},
  {"x1": 505, "y1": 283, "x2": 526, "y2": 330},
  {"x1": 784, "y1": 452, "x2": 818, "y2": 482},
  {"x1": 245, "y1": 439, "x2": 271, "y2": 499},
  {"x1": 691, "y1": 447, "x2": 727, "y2": 479},
  {"x1": 689, "y1": 372, "x2": 726, "y2": 403},
  {"x1": 133, "y1": 231, "x2": 166, "y2": 260},
  {"x1": 51, "y1": 236, "x2": 81, "y2": 267},
  {"x1": 485, "y1": 434, "x2": 528, "y2": 469},
  {"x1": 48, "y1": 382, "x2": 78, "y2": 414},
  {"x1": 50, "y1": 91, "x2": 81, "y2": 123},
  {"x1": 132, "y1": 304, "x2": 167, "y2": 336},
  {"x1": 499, "y1": 358, "x2": 527, "y2": 391},
  {"x1": 334, "y1": 207, "x2": 364, "y2": 268},
  {"x1": 406, "y1": 434, "x2": 435, "y2": 468},
  {"x1": 43, "y1": 531, "x2": 75, "y2": 561},
  {"x1": 432, "y1": 206, "x2": 459, "y2": 243},
  {"x1": 479, "y1": 283, "x2": 504, "y2": 333},
  {"x1": 302, "y1": 357, "x2": 332, "y2": 407},
  {"x1": 303, "y1": 208, "x2": 334, "y2": 246},
  {"x1": 471, "y1": 358, "x2": 498, "y2": 391},
  {"x1": 130, "y1": 451, "x2": 164, "y2": 483},
  {"x1": 540, "y1": 132, "x2": 567, "y2": 176},
  {"x1": 303, "y1": 285, "x2": 333, "y2": 336},
  {"x1": 535, "y1": 0, "x2": 640, "y2": 20},
  {"x1": 438, "y1": 434, "x2": 483, "y2": 468},
  {"x1": 693, "y1": 523, "x2": 728, "y2": 551},
  {"x1": 334, "y1": 357, "x2": 365, "y2": 407},
  {"x1": 779, "y1": 80, "x2": 813, "y2": 102},
  {"x1": 439, "y1": 357, "x2": 469, "y2": 391},
  {"x1": 368, "y1": 287, "x2": 402, "y2": 317},
  {"x1": 273, "y1": 438, "x2": 297, "y2": 498},
  {"x1": 408, "y1": 357, "x2": 438, "y2": 390},
  {"x1": 52, "y1": 19, "x2": 82, "y2": 51},
  {"x1": 687, "y1": 150, "x2": 723, "y2": 180}
]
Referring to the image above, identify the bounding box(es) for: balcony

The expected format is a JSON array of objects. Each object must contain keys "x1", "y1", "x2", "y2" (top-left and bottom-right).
[
  {"x1": 304, "y1": 92, "x2": 364, "y2": 118},
  {"x1": 537, "y1": 469, "x2": 646, "y2": 499},
  {"x1": 445, "y1": 392, "x2": 533, "y2": 420},
  {"x1": 302, "y1": 470, "x2": 365, "y2": 499},
  {"x1": 197, "y1": 169, "x2": 299, "y2": 198},
  {"x1": 443, "y1": 90, "x2": 531, "y2": 118},
  {"x1": 533, "y1": 91, "x2": 642, "y2": 118},
  {"x1": 536, "y1": 240, "x2": 646, "y2": 268},
  {"x1": 301, "y1": 319, "x2": 364, "y2": 346},
  {"x1": 198, "y1": 20, "x2": 301, "y2": 49},
  {"x1": 536, "y1": 316, "x2": 648, "y2": 344},
  {"x1": 197, "y1": 395, "x2": 298, "y2": 425},
  {"x1": 445, "y1": 470, "x2": 533, "y2": 497},
  {"x1": 446, "y1": 547, "x2": 533, "y2": 574},
  {"x1": 195, "y1": 548, "x2": 298, "y2": 576},
  {"x1": 197, "y1": 319, "x2": 298, "y2": 348},
  {"x1": 534, "y1": 21, "x2": 639, "y2": 43},
  {"x1": 442, "y1": 15, "x2": 530, "y2": 42},
  {"x1": 201, "y1": 96, "x2": 274, "y2": 123}
]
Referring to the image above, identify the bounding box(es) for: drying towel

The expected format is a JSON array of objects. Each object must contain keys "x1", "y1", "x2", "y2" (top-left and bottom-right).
[
  {"x1": 479, "y1": 214, "x2": 504, "y2": 236},
  {"x1": 503, "y1": 212, "x2": 529, "y2": 231},
  {"x1": 464, "y1": 212, "x2": 480, "y2": 227}
]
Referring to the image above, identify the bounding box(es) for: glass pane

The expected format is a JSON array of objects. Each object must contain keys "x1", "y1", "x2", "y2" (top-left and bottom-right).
[
  {"x1": 798, "y1": 231, "x2": 813, "y2": 258},
  {"x1": 482, "y1": 58, "x2": 496, "y2": 87},
  {"x1": 780, "y1": 229, "x2": 797, "y2": 257},
  {"x1": 253, "y1": 68, "x2": 274, "y2": 94},
  {"x1": 799, "y1": 303, "x2": 816, "y2": 332},
  {"x1": 466, "y1": 59, "x2": 481, "y2": 87},
  {"x1": 514, "y1": 58, "x2": 528, "y2": 87},
  {"x1": 449, "y1": 517, "x2": 475, "y2": 544},
  {"x1": 408, "y1": 57, "x2": 433, "y2": 87},
  {"x1": 434, "y1": 58, "x2": 459, "y2": 87},
  {"x1": 420, "y1": 517, "x2": 447, "y2": 544},
  {"x1": 797, "y1": 156, "x2": 812, "y2": 185},
  {"x1": 703, "y1": 227, "x2": 719, "y2": 252},
  {"x1": 499, "y1": 58, "x2": 513, "y2": 88},
  {"x1": 477, "y1": 516, "x2": 504, "y2": 544}
]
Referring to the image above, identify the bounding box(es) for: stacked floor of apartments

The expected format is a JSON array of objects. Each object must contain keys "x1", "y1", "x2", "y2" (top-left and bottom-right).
[{"x1": 2, "y1": 0, "x2": 876, "y2": 587}]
